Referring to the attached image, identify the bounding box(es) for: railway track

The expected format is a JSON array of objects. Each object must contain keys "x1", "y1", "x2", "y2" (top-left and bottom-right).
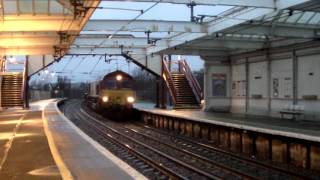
[
  {"x1": 63, "y1": 101, "x2": 218, "y2": 180},
  {"x1": 125, "y1": 124, "x2": 319, "y2": 180},
  {"x1": 61, "y1": 100, "x2": 319, "y2": 180}
]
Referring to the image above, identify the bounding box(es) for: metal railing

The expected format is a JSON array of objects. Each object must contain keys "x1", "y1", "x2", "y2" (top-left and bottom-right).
[
  {"x1": 21, "y1": 60, "x2": 28, "y2": 108},
  {"x1": 162, "y1": 59, "x2": 177, "y2": 105},
  {"x1": 179, "y1": 60, "x2": 203, "y2": 104},
  {"x1": 0, "y1": 59, "x2": 4, "y2": 107}
]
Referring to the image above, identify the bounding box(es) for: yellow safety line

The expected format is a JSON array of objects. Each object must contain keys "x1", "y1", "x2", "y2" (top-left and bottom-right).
[
  {"x1": 0, "y1": 114, "x2": 26, "y2": 171},
  {"x1": 42, "y1": 103, "x2": 73, "y2": 180}
]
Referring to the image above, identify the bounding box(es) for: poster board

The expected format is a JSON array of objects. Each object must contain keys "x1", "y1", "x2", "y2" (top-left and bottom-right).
[{"x1": 212, "y1": 73, "x2": 227, "y2": 97}]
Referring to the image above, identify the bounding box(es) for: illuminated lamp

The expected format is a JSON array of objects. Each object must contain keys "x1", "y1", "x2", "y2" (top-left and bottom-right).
[
  {"x1": 8, "y1": 56, "x2": 16, "y2": 63},
  {"x1": 116, "y1": 75, "x2": 122, "y2": 81}
]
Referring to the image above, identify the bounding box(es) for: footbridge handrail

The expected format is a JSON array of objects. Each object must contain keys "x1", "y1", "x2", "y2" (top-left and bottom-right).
[
  {"x1": 179, "y1": 60, "x2": 203, "y2": 104},
  {"x1": 21, "y1": 60, "x2": 28, "y2": 108},
  {"x1": 162, "y1": 59, "x2": 177, "y2": 105},
  {"x1": 0, "y1": 59, "x2": 4, "y2": 107}
]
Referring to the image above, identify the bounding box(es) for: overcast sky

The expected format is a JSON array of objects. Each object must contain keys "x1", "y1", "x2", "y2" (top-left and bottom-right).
[{"x1": 31, "y1": 1, "x2": 231, "y2": 83}]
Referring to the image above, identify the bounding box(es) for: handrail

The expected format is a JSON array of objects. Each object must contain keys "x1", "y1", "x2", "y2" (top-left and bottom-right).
[
  {"x1": 162, "y1": 59, "x2": 177, "y2": 105},
  {"x1": 21, "y1": 60, "x2": 28, "y2": 108},
  {"x1": 0, "y1": 59, "x2": 4, "y2": 72},
  {"x1": 0, "y1": 59, "x2": 3, "y2": 107},
  {"x1": 179, "y1": 60, "x2": 203, "y2": 103},
  {"x1": 0, "y1": 76, "x2": 2, "y2": 107}
]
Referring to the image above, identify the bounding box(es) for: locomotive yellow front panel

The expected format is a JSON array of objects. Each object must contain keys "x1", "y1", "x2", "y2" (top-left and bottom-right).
[{"x1": 99, "y1": 89, "x2": 135, "y2": 108}]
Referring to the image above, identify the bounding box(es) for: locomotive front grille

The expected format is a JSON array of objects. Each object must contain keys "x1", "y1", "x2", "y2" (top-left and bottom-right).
[{"x1": 107, "y1": 96, "x2": 124, "y2": 104}]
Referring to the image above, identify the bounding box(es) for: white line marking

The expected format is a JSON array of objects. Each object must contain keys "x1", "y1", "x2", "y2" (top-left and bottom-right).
[
  {"x1": 42, "y1": 103, "x2": 74, "y2": 180},
  {"x1": 0, "y1": 114, "x2": 25, "y2": 171}
]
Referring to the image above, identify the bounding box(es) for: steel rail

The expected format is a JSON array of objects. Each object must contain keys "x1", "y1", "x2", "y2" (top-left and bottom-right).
[
  {"x1": 65, "y1": 100, "x2": 319, "y2": 180},
  {"x1": 63, "y1": 101, "x2": 184, "y2": 180},
  {"x1": 135, "y1": 123, "x2": 317, "y2": 180},
  {"x1": 121, "y1": 125, "x2": 257, "y2": 179},
  {"x1": 76, "y1": 108, "x2": 221, "y2": 180}
]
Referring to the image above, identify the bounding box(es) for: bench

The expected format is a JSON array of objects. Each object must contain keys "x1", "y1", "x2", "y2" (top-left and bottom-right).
[{"x1": 279, "y1": 105, "x2": 305, "y2": 120}]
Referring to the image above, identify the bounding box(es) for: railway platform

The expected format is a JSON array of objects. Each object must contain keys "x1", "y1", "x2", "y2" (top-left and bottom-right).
[
  {"x1": 134, "y1": 102, "x2": 320, "y2": 172},
  {"x1": 0, "y1": 99, "x2": 146, "y2": 180},
  {"x1": 0, "y1": 101, "x2": 61, "y2": 180},
  {"x1": 134, "y1": 102, "x2": 320, "y2": 142}
]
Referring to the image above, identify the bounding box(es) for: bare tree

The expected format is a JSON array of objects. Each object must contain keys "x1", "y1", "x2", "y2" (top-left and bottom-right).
[{"x1": 132, "y1": 68, "x2": 156, "y2": 102}]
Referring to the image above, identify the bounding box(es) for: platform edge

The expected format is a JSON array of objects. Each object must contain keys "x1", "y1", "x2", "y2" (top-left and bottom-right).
[
  {"x1": 57, "y1": 100, "x2": 148, "y2": 180},
  {"x1": 42, "y1": 100, "x2": 74, "y2": 180}
]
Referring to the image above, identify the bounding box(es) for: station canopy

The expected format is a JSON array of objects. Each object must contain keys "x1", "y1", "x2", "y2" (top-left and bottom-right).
[
  {"x1": 71, "y1": 0, "x2": 320, "y2": 58},
  {"x1": 0, "y1": 0, "x2": 320, "y2": 75},
  {"x1": 0, "y1": 0, "x2": 99, "y2": 56}
]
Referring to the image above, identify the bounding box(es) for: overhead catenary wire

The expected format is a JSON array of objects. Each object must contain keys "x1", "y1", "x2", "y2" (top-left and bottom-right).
[
  {"x1": 61, "y1": 56, "x2": 74, "y2": 72},
  {"x1": 89, "y1": 55, "x2": 103, "y2": 74},
  {"x1": 56, "y1": 2, "x2": 319, "y2": 78},
  {"x1": 88, "y1": 1, "x2": 161, "y2": 54},
  {"x1": 98, "y1": 0, "x2": 274, "y2": 8},
  {"x1": 71, "y1": 56, "x2": 87, "y2": 73}
]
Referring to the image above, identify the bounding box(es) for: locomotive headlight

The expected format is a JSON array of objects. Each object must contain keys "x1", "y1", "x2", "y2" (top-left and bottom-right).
[
  {"x1": 127, "y1": 96, "x2": 135, "y2": 103},
  {"x1": 116, "y1": 75, "x2": 122, "y2": 81},
  {"x1": 102, "y1": 96, "x2": 109, "y2": 102}
]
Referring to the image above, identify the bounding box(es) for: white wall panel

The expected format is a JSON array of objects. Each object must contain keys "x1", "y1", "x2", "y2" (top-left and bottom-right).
[
  {"x1": 298, "y1": 54, "x2": 320, "y2": 98},
  {"x1": 297, "y1": 54, "x2": 320, "y2": 120},
  {"x1": 231, "y1": 64, "x2": 246, "y2": 97},
  {"x1": 204, "y1": 46, "x2": 320, "y2": 120},
  {"x1": 249, "y1": 61, "x2": 268, "y2": 98},
  {"x1": 231, "y1": 64, "x2": 246, "y2": 113},
  {"x1": 271, "y1": 59, "x2": 293, "y2": 99},
  {"x1": 232, "y1": 64, "x2": 246, "y2": 81},
  {"x1": 249, "y1": 61, "x2": 268, "y2": 115}
]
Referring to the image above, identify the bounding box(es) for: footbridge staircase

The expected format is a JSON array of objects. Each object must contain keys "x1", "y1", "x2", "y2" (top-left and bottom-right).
[
  {"x1": 162, "y1": 59, "x2": 203, "y2": 109},
  {"x1": 124, "y1": 54, "x2": 203, "y2": 109},
  {"x1": 0, "y1": 58, "x2": 28, "y2": 109}
]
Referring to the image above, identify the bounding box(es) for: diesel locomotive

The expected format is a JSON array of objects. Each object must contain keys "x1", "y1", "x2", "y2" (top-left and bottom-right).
[{"x1": 87, "y1": 70, "x2": 136, "y2": 112}]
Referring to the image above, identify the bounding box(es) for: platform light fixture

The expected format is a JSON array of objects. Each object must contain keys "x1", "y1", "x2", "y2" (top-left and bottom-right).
[{"x1": 8, "y1": 56, "x2": 16, "y2": 64}]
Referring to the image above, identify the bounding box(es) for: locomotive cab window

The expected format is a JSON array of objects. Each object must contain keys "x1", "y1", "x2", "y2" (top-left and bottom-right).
[
  {"x1": 121, "y1": 80, "x2": 133, "y2": 89},
  {"x1": 100, "y1": 71, "x2": 134, "y2": 90},
  {"x1": 103, "y1": 78, "x2": 133, "y2": 89},
  {"x1": 104, "y1": 80, "x2": 117, "y2": 89}
]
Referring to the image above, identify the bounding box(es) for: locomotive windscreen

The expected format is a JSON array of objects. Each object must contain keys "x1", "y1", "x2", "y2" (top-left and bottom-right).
[{"x1": 102, "y1": 79, "x2": 133, "y2": 89}]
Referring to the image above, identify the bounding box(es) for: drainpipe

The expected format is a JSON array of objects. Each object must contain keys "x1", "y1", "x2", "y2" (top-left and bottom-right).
[
  {"x1": 267, "y1": 51, "x2": 271, "y2": 114},
  {"x1": 245, "y1": 58, "x2": 250, "y2": 113},
  {"x1": 292, "y1": 50, "x2": 298, "y2": 105}
]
